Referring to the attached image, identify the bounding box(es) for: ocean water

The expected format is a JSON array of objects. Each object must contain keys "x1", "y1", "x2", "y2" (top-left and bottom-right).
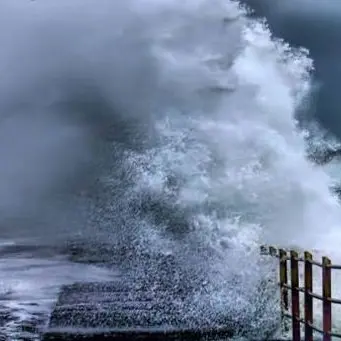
[{"x1": 0, "y1": 0, "x2": 340, "y2": 339}]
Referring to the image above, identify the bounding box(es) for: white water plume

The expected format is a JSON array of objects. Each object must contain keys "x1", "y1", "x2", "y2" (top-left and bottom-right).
[{"x1": 0, "y1": 0, "x2": 341, "y2": 338}]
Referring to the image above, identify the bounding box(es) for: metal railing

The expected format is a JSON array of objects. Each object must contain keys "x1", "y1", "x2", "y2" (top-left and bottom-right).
[{"x1": 260, "y1": 245, "x2": 341, "y2": 341}]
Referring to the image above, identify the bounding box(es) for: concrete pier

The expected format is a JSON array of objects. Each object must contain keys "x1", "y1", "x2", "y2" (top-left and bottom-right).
[{"x1": 42, "y1": 280, "x2": 235, "y2": 341}]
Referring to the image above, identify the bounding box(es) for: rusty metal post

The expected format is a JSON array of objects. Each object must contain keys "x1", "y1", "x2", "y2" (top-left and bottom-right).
[
  {"x1": 279, "y1": 249, "x2": 289, "y2": 332},
  {"x1": 279, "y1": 249, "x2": 288, "y2": 311},
  {"x1": 260, "y1": 245, "x2": 267, "y2": 255},
  {"x1": 269, "y1": 246, "x2": 277, "y2": 257},
  {"x1": 291, "y1": 250, "x2": 301, "y2": 341},
  {"x1": 304, "y1": 251, "x2": 313, "y2": 341},
  {"x1": 322, "y1": 256, "x2": 332, "y2": 341}
]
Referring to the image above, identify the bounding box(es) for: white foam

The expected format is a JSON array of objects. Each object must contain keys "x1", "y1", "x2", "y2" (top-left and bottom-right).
[
  {"x1": 0, "y1": 0, "x2": 340, "y2": 338},
  {"x1": 0, "y1": 254, "x2": 114, "y2": 339}
]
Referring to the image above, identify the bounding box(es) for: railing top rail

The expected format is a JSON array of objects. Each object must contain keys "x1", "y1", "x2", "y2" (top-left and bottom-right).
[{"x1": 260, "y1": 245, "x2": 341, "y2": 269}]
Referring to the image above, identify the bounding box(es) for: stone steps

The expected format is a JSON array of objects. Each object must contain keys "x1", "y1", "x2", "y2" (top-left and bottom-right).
[{"x1": 42, "y1": 280, "x2": 235, "y2": 341}]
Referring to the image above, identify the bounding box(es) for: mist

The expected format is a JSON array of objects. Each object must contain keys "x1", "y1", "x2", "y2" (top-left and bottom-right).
[
  {"x1": 2, "y1": 0, "x2": 340, "y2": 337},
  {"x1": 0, "y1": 0, "x2": 167, "y2": 243},
  {"x1": 0, "y1": 0, "x2": 337, "y2": 252}
]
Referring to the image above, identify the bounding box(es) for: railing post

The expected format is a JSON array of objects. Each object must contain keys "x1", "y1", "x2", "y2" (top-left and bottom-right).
[
  {"x1": 322, "y1": 256, "x2": 332, "y2": 341},
  {"x1": 260, "y1": 245, "x2": 267, "y2": 255},
  {"x1": 279, "y1": 249, "x2": 289, "y2": 332},
  {"x1": 304, "y1": 251, "x2": 313, "y2": 341},
  {"x1": 291, "y1": 250, "x2": 301, "y2": 341},
  {"x1": 279, "y1": 249, "x2": 288, "y2": 311},
  {"x1": 269, "y1": 246, "x2": 277, "y2": 257}
]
